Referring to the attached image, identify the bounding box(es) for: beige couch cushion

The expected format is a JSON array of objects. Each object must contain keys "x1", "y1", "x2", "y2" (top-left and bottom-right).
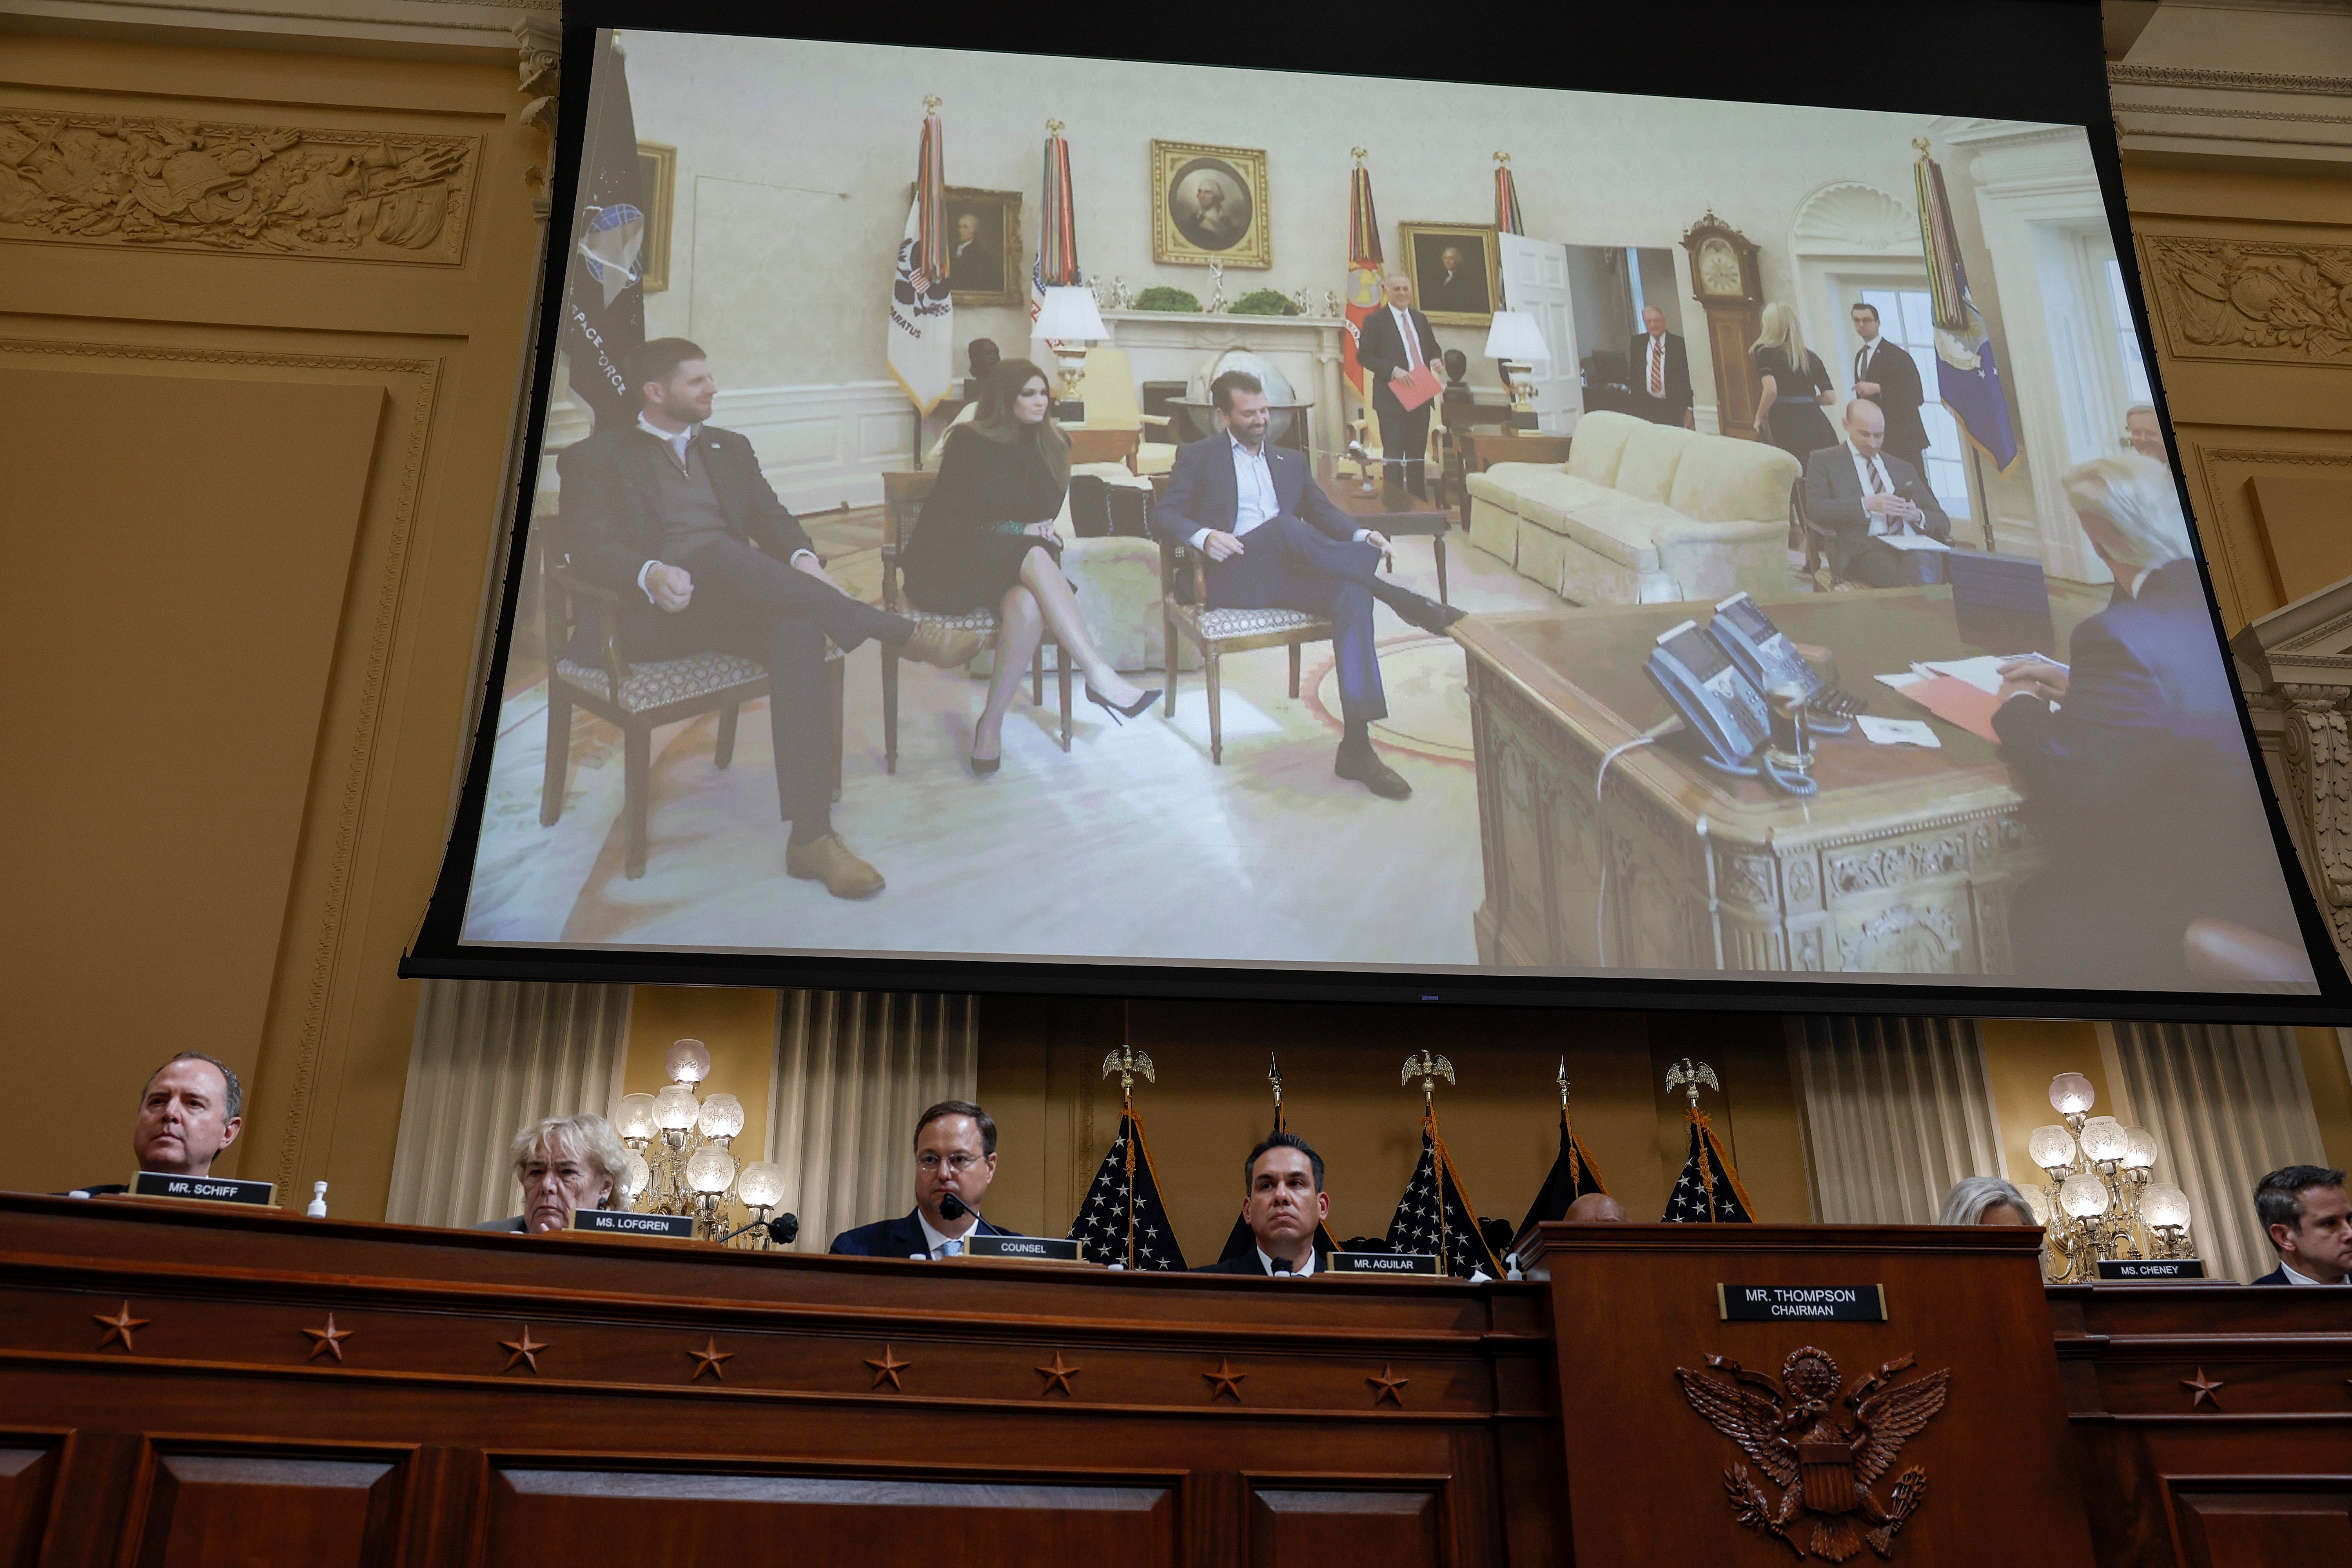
[
  {"x1": 1479, "y1": 465, "x2": 1623, "y2": 535},
  {"x1": 1668, "y1": 434, "x2": 1801, "y2": 524},
  {"x1": 1546, "y1": 494, "x2": 1686, "y2": 572},
  {"x1": 1566, "y1": 410, "x2": 1644, "y2": 487},
  {"x1": 1611, "y1": 425, "x2": 1688, "y2": 505}
]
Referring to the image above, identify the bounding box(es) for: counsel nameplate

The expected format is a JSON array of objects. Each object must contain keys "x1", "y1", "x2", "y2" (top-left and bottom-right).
[
  {"x1": 1718, "y1": 1284, "x2": 1887, "y2": 1322},
  {"x1": 1328, "y1": 1251, "x2": 1439, "y2": 1275},
  {"x1": 572, "y1": 1209, "x2": 696, "y2": 1239},
  {"x1": 130, "y1": 1171, "x2": 276, "y2": 1207},
  {"x1": 2096, "y1": 1258, "x2": 2206, "y2": 1281},
  {"x1": 962, "y1": 1234, "x2": 1085, "y2": 1263}
]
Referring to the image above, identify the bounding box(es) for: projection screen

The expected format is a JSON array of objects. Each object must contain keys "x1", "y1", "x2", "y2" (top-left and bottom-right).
[{"x1": 406, "y1": 3, "x2": 2350, "y2": 1019}]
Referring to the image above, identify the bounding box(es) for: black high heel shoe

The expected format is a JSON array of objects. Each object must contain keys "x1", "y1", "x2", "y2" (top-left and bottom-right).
[
  {"x1": 967, "y1": 747, "x2": 1001, "y2": 777},
  {"x1": 1085, "y1": 683, "x2": 1160, "y2": 724}
]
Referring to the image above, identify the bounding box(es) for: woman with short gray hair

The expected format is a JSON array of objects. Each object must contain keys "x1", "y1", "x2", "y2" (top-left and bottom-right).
[
  {"x1": 1938, "y1": 1175, "x2": 2039, "y2": 1228},
  {"x1": 475, "y1": 1114, "x2": 631, "y2": 1234}
]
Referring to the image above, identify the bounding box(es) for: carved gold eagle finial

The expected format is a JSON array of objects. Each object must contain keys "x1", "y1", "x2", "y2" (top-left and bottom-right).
[
  {"x1": 1664, "y1": 1057, "x2": 1720, "y2": 1110},
  {"x1": 1101, "y1": 1044, "x2": 1154, "y2": 1102},
  {"x1": 1402, "y1": 1050, "x2": 1455, "y2": 1103}
]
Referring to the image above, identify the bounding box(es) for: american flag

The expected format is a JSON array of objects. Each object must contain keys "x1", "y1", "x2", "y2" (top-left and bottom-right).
[
  {"x1": 1514, "y1": 1108, "x2": 1612, "y2": 1244},
  {"x1": 1067, "y1": 1109, "x2": 1187, "y2": 1270},
  {"x1": 1662, "y1": 1111, "x2": 1756, "y2": 1223},
  {"x1": 1385, "y1": 1112, "x2": 1504, "y2": 1279}
]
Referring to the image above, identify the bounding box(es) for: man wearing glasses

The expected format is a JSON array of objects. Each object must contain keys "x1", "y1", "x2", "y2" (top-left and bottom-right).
[{"x1": 828, "y1": 1100, "x2": 1007, "y2": 1258}]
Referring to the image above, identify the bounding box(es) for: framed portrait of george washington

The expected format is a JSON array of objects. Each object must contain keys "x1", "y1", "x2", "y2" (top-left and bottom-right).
[
  {"x1": 1401, "y1": 222, "x2": 1500, "y2": 326},
  {"x1": 945, "y1": 186, "x2": 1022, "y2": 307},
  {"x1": 1151, "y1": 140, "x2": 1270, "y2": 269}
]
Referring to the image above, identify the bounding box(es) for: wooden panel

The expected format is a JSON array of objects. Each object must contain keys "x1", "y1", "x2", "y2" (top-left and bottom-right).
[
  {"x1": 486, "y1": 1470, "x2": 1173, "y2": 1566},
  {"x1": 2247, "y1": 470, "x2": 2352, "y2": 602},
  {"x1": 133, "y1": 1453, "x2": 401, "y2": 1568},
  {"x1": 2172, "y1": 1484, "x2": 2352, "y2": 1568},
  {"x1": 0, "y1": 1446, "x2": 56, "y2": 1568},
  {"x1": 1249, "y1": 1486, "x2": 1441, "y2": 1568}
]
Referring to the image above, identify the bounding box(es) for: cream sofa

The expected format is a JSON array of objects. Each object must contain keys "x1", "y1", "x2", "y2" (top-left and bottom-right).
[{"x1": 1464, "y1": 410, "x2": 1799, "y2": 605}]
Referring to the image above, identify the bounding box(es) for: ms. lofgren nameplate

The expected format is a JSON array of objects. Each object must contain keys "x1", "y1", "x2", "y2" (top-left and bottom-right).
[{"x1": 1718, "y1": 1284, "x2": 1887, "y2": 1322}]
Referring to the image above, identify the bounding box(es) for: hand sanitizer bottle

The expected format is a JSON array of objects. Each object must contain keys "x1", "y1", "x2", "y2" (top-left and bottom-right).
[{"x1": 306, "y1": 1180, "x2": 329, "y2": 1218}]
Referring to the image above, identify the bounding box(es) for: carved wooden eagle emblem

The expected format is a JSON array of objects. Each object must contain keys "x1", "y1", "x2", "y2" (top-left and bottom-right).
[{"x1": 1675, "y1": 1346, "x2": 1949, "y2": 1561}]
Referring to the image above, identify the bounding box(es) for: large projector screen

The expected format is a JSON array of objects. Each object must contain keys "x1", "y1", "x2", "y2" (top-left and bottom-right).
[{"x1": 407, "y1": 2, "x2": 2348, "y2": 1018}]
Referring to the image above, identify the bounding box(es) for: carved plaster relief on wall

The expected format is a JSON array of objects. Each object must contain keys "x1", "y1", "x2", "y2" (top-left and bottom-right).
[
  {"x1": 2141, "y1": 234, "x2": 2352, "y2": 363},
  {"x1": 0, "y1": 110, "x2": 478, "y2": 263}
]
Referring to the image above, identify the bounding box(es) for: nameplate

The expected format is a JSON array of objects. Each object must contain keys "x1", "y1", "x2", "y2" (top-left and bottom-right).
[
  {"x1": 1328, "y1": 1251, "x2": 1439, "y2": 1275},
  {"x1": 571, "y1": 1209, "x2": 695, "y2": 1239},
  {"x1": 130, "y1": 1171, "x2": 276, "y2": 1207},
  {"x1": 961, "y1": 1234, "x2": 1084, "y2": 1263},
  {"x1": 1719, "y1": 1284, "x2": 1887, "y2": 1322},
  {"x1": 2096, "y1": 1258, "x2": 2206, "y2": 1281}
]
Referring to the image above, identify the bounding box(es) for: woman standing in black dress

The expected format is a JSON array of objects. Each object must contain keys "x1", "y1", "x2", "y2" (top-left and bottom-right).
[
  {"x1": 901, "y1": 359, "x2": 1157, "y2": 774},
  {"x1": 1750, "y1": 302, "x2": 1838, "y2": 466}
]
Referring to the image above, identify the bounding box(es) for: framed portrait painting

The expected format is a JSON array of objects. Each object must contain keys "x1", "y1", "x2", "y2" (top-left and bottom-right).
[
  {"x1": 945, "y1": 186, "x2": 1022, "y2": 307},
  {"x1": 1151, "y1": 141, "x2": 1270, "y2": 269},
  {"x1": 635, "y1": 141, "x2": 676, "y2": 293},
  {"x1": 1401, "y1": 222, "x2": 1500, "y2": 326}
]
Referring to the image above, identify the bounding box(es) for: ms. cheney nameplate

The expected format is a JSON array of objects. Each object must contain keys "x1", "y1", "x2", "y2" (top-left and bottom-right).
[
  {"x1": 1718, "y1": 1284, "x2": 1888, "y2": 1322},
  {"x1": 130, "y1": 1171, "x2": 276, "y2": 1206},
  {"x1": 572, "y1": 1209, "x2": 695, "y2": 1239},
  {"x1": 2096, "y1": 1258, "x2": 2207, "y2": 1281},
  {"x1": 1329, "y1": 1251, "x2": 1439, "y2": 1275}
]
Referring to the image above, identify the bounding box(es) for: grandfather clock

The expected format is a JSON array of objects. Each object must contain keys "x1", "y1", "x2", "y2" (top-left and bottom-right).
[{"x1": 1680, "y1": 211, "x2": 1764, "y2": 439}]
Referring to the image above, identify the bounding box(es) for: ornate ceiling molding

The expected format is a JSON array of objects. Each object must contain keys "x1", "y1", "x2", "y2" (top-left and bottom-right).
[
  {"x1": 2109, "y1": 62, "x2": 2352, "y2": 97},
  {"x1": 1789, "y1": 181, "x2": 1919, "y2": 256},
  {"x1": 2140, "y1": 235, "x2": 2352, "y2": 363}
]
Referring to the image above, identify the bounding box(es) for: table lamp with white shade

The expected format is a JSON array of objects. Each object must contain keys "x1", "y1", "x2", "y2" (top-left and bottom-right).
[
  {"x1": 1483, "y1": 309, "x2": 1551, "y2": 429},
  {"x1": 1033, "y1": 285, "x2": 1109, "y2": 421}
]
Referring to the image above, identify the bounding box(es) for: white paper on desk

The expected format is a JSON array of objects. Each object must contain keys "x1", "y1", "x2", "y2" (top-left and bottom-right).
[
  {"x1": 1875, "y1": 671, "x2": 1925, "y2": 691},
  {"x1": 1856, "y1": 715, "x2": 1942, "y2": 748},
  {"x1": 1877, "y1": 532, "x2": 1951, "y2": 552},
  {"x1": 1916, "y1": 654, "x2": 2030, "y2": 695}
]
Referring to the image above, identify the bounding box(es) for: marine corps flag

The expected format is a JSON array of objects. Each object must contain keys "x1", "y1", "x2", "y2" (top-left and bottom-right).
[
  {"x1": 1385, "y1": 1110, "x2": 1506, "y2": 1279},
  {"x1": 562, "y1": 32, "x2": 646, "y2": 431},
  {"x1": 886, "y1": 100, "x2": 955, "y2": 414},
  {"x1": 1341, "y1": 151, "x2": 1383, "y2": 401},
  {"x1": 1067, "y1": 1107, "x2": 1187, "y2": 1270},
  {"x1": 1218, "y1": 1056, "x2": 1341, "y2": 1264}
]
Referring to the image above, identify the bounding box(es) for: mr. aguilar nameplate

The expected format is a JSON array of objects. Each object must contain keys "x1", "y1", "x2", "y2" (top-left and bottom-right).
[
  {"x1": 2097, "y1": 1258, "x2": 2207, "y2": 1281},
  {"x1": 571, "y1": 1209, "x2": 696, "y2": 1239},
  {"x1": 130, "y1": 1171, "x2": 276, "y2": 1206},
  {"x1": 1718, "y1": 1284, "x2": 1887, "y2": 1322},
  {"x1": 961, "y1": 1234, "x2": 1085, "y2": 1263},
  {"x1": 1329, "y1": 1252, "x2": 1439, "y2": 1275}
]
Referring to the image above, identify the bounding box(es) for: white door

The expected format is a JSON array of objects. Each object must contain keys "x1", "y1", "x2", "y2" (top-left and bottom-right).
[{"x1": 1497, "y1": 232, "x2": 1581, "y2": 436}]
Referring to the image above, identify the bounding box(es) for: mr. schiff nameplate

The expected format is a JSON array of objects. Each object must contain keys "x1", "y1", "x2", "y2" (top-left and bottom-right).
[
  {"x1": 571, "y1": 1208, "x2": 696, "y2": 1239},
  {"x1": 130, "y1": 1171, "x2": 276, "y2": 1206},
  {"x1": 1328, "y1": 1251, "x2": 1439, "y2": 1275}
]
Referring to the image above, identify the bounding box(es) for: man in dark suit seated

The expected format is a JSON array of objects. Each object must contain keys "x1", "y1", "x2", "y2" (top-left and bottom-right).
[
  {"x1": 557, "y1": 338, "x2": 985, "y2": 899},
  {"x1": 1154, "y1": 370, "x2": 1465, "y2": 799},
  {"x1": 2249, "y1": 1165, "x2": 2349, "y2": 1285},
  {"x1": 65, "y1": 1052, "x2": 243, "y2": 1198},
  {"x1": 829, "y1": 1100, "x2": 1009, "y2": 1259},
  {"x1": 1802, "y1": 399, "x2": 1950, "y2": 588},
  {"x1": 1626, "y1": 306, "x2": 1695, "y2": 428},
  {"x1": 1992, "y1": 456, "x2": 2306, "y2": 989},
  {"x1": 1849, "y1": 302, "x2": 1930, "y2": 475},
  {"x1": 1194, "y1": 1132, "x2": 1331, "y2": 1276}
]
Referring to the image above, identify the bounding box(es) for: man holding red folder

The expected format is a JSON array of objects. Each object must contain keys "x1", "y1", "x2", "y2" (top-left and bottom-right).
[{"x1": 1358, "y1": 273, "x2": 1445, "y2": 497}]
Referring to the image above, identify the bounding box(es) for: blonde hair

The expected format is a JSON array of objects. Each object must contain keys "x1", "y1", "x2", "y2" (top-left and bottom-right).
[
  {"x1": 2062, "y1": 452, "x2": 2193, "y2": 577},
  {"x1": 1751, "y1": 302, "x2": 1809, "y2": 368},
  {"x1": 510, "y1": 1114, "x2": 627, "y2": 1203}
]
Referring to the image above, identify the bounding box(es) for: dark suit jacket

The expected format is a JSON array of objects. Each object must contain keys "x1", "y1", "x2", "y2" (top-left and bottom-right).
[
  {"x1": 828, "y1": 1209, "x2": 1007, "y2": 1258},
  {"x1": 1152, "y1": 436, "x2": 1359, "y2": 562},
  {"x1": 1627, "y1": 330, "x2": 1693, "y2": 417},
  {"x1": 554, "y1": 422, "x2": 815, "y2": 595},
  {"x1": 1802, "y1": 445, "x2": 1950, "y2": 575},
  {"x1": 1192, "y1": 1245, "x2": 1329, "y2": 1276},
  {"x1": 2251, "y1": 1265, "x2": 2291, "y2": 1285},
  {"x1": 1357, "y1": 305, "x2": 1443, "y2": 412},
  {"x1": 1853, "y1": 338, "x2": 1929, "y2": 456}
]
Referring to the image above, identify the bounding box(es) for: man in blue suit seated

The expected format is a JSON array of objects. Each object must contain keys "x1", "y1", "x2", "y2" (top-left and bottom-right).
[
  {"x1": 1990, "y1": 456, "x2": 2305, "y2": 989},
  {"x1": 1154, "y1": 370, "x2": 1467, "y2": 799},
  {"x1": 1194, "y1": 1133, "x2": 1331, "y2": 1276},
  {"x1": 2249, "y1": 1165, "x2": 2349, "y2": 1285},
  {"x1": 828, "y1": 1100, "x2": 1008, "y2": 1259}
]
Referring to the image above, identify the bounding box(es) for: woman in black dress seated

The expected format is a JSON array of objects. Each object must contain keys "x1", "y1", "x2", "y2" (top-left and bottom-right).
[
  {"x1": 900, "y1": 359, "x2": 1158, "y2": 774},
  {"x1": 1750, "y1": 302, "x2": 1838, "y2": 466}
]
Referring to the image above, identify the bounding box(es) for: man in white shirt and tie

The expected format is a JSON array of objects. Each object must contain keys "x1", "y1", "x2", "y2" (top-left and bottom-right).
[
  {"x1": 1625, "y1": 306, "x2": 1694, "y2": 428},
  {"x1": 1357, "y1": 273, "x2": 1444, "y2": 496},
  {"x1": 1800, "y1": 399, "x2": 1950, "y2": 588},
  {"x1": 2250, "y1": 1165, "x2": 2350, "y2": 1285}
]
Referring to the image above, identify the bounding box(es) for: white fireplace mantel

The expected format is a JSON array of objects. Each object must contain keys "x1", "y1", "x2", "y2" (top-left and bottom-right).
[{"x1": 1097, "y1": 310, "x2": 1350, "y2": 452}]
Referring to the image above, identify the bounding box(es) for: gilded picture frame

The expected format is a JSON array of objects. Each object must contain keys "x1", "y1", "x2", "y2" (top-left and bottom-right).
[
  {"x1": 945, "y1": 186, "x2": 1023, "y2": 308},
  {"x1": 1401, "y1": 221, "x2": 1501, "y2": 326},
  {"x1": 1151, "y1": 140, "x2": 1270, "y2": 270},
  {"x1": 635, "y1": 140, "x2": 676, "y2": 294}
]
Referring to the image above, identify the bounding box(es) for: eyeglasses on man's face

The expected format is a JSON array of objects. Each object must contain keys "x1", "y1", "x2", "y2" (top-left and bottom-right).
[{"x1": 917, "y1": 1152, "x2": 982, "y2": 1173}]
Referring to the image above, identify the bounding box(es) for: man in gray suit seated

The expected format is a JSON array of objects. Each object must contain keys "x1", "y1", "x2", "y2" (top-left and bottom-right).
[{"x1": 1802, "y1": 400, "x2": 1950, "y2": 588}]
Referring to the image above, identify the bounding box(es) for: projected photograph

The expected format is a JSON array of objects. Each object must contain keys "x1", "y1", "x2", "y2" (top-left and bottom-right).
[{"x1": 459, "y1": 28, "x2": 2315, "y2": 995}]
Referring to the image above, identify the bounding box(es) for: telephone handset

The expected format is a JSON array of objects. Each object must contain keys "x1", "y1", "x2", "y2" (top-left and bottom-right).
[
  {"x1": 1707, "y1": 591, "x2": 1861, "y2": 733},
  {"x1": 1643, "y1": 619, "x2": 1772, "y2": 777}
]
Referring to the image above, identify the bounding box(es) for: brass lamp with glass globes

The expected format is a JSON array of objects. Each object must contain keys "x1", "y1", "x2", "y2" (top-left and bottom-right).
[
  {"x1": 2028, "y1": 1072, "x2": 2195, "y2": 1281},
  {"x1": 608, "y1": 1039, "x2": 793, "y2": 1247}
]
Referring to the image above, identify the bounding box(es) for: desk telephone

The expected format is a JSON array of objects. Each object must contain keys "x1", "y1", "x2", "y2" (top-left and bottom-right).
[
  {"x1": 1641, "y1": 616, "x2": 1822, "y2": 797},
  {"x1": 1707, "y1": 592, "x2": 1863, "y2": 733}
]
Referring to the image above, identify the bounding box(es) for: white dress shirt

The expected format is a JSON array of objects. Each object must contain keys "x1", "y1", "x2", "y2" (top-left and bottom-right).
[
  {"x1": 1851, "y1": 448, "x2": 1906, "y2": 537},
  {"x1": 1257, "y1": 1244, "x2": 1316, "y2": 1277},
  {"x1": 1187, "y1": 435, "x2": 1371, "y2": 549},
  {"x1": 2279, "y1": 1259, "x2": 2346, "y2": 1285},
  {"x1": 634, "y1": 413, "x2": 815, "y2": 600},
  {"x1": 1856, "y1": 334, "x2": 1880, "y2": 383},
  {"x1": 1390, "y1": 304, "x2": 1424, "y2": 371},
  {"x1": 916, "y1": 1209, "x2": 980, "y2": 1259}
]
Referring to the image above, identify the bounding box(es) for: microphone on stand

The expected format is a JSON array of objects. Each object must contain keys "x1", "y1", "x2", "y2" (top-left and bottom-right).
[
  {"x1": 1269, "y1": 1256, "x2": 1294, "y2": 1275},
  {"x1": 936, "y1": 1191, "x2": 985, "y2": 1257}
]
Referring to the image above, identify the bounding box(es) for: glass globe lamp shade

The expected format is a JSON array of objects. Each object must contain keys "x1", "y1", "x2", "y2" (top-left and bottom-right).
[
  {"x1": 737, "y1": 1160, "x2": 786, "y2": 1211},
  {"x1": 697, "y1": 1093, "x2": 746, "y2": 1140},
  {"x1": 2049, "y1": 1072, "x2": 2096, "y2": 1116},
  {"x1": 614, "y1": 1093, "x2": 659, "y2": 1142},
  {"x1": 653, "y1": 1083, "x2": 701, "y2": 1132},
  {"x1": 2079, "y1": 1116, "x2": 2131, "y2": 1165},
  {"x1": 2060, "y1": 1172, "x2": 2111, "y2": 1219},
  {"x1": 2142, "y1": 1182, "x2": 2192, "y2": 1231},
  {"x1": 2122, "y1": 1127, "x2": 2159, "y2": 1171},
  {"x1": 686, "y1": 1146, "x2": 737, "y2": 1195},
  {"x1": 663, "y1": 1038, "x2": 713, "y2": 1085},
  {"x1": 2027, "y1": 1124, "x2": 2078, "y2": 1172},
  {"x1": 616, "y1": 1150, "x2": 651, "y2": 1201},
  {"x1": 2021, "y1": 1187, "x2": 2051, "y2": 1226}
]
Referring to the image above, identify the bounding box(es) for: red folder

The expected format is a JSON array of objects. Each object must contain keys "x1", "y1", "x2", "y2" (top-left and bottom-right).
[
  {"x1": 1895, "y1": 674, "x2": 2003, "y2": 743},
  {"x1": 1392, "y1": 363, "x2": 1443, "y2": 412}
]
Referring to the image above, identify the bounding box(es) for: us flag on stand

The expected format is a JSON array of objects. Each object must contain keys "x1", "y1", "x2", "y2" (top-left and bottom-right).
[
  {"x1": 1067, "y1": 1109, "x2": 1187, "y2": 1270},
  {"x1": 1662, "y1": 1111, "x2": 1757, "y2": 1223},
  {"x1": 1385, "y1": 1113, "x2": 1505, "y2": 1279}
]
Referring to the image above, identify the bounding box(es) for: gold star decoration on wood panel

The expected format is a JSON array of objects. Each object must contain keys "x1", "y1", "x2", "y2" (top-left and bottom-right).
[
  {"x1": 1203, "y1": 1358, "x2": 1247, "y2": 1402},
  {"x1": 2180, "y1": 1367, "x2": 2224, "y2": 1409},
  {"x1": 500, "y1": 1327, "x2": 550, "y2": 1374},
  {"x1": 302, "y1": 1315, "x2": 352, "y2": 1362},
  {"x1": 1368, "y1": 1365, "x2": 1411, "y2": 1407},
  {"x1": 688, "y1": 1338, "x2": 734, "y2": 1382},
  {"x1": 1035, "y1": 1351, "x2": 1080, "y2": 1397},
  {"x1": 92, "y1": 1302, "x2": 149, "y2": 1353},
  {"x1": 866, "y1": 1345, "x2": 911, "y2": 1391}
]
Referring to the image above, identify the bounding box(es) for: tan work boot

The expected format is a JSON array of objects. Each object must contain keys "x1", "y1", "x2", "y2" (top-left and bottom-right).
[
  {"x1": 785, "y1": 833, "x2": 886, "y2": 899},
  {"x1": 899, "y1": 621, "x2": 988, "y2": 669}
]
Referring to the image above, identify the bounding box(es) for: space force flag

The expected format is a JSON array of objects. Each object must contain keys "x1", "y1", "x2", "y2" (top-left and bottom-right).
[
  {"x1": 887, "y1": 103, "x2": 955, "y2": 414},
  {"x1": 561, "y1": 33, "x2": 646, "y2": 432},
  {"x1": 1914, "y1": 137, "x2": 2018, "y2": 470}
]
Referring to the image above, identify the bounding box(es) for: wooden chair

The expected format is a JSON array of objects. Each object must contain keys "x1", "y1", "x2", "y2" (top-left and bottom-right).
[
  {"x1": 880, "y1": 470, "x2": 1070, "y2": 774},
  {"x1": 538, "y1": 520, "x2": 844, "y2": 881},
  {"x1": 1158, "y1": 535, "x2": 1334, "y2": 766},
  {"x1": 1793, "y1": 475, "x2": 1845, "y2": 592}
]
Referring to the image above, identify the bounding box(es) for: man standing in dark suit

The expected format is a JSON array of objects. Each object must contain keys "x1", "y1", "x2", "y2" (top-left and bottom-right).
[
  {"x1": 557, "y1": 338, "x2": 984, "y2": 898},
  {"x1": 1356, "y1": 272, "x2": 1444, "y2": 495},
  {"x1": 1802, "y1": 400, "x2": 1950, "y2": 587},
  {"x1": 1194, "y1": 1133, "x2": 1332, "y2": 1276},
  {"x1": 2249, "y1": 1165, "x2": 2349, "y2": 1285},
  {"x1": 1156, "y1": 371, "x2": 1465, "y2": 799},
  {"x1": 1850, "y1": 302, "x2": 1930, "y2": 476},
  {"x1": 1626, "y1": 306, "x2": 1694, "y2": 428},
  {"x1": 829, "y1": 1101, "x2": 1010, "y2": 1258}
]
